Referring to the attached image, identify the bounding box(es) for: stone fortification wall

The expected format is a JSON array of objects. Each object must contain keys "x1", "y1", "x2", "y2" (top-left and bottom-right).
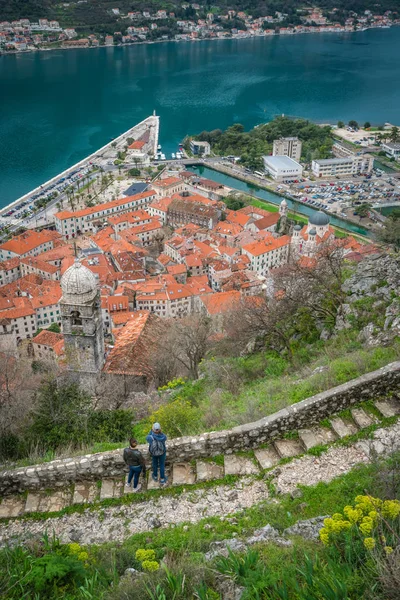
[{"x1": 1, "y1": 362, "x2": 399, "y2": 497}]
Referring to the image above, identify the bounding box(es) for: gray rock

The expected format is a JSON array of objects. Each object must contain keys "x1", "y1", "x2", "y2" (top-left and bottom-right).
[
  {"x1": 205, "y1": 538, "x2": 247, "y2": 560},
  {"x1": 290, "y1": 488, "x2": 303, "y2": 499},
  {"x1": 148, "y1": 517, "x2": 161, "y2": 529},
  {"x1": 68, "y1": 528, "x2": 83, "y2": 542},
  {"x1": 283, "y1": 516, "x2": 329, "y2": 540},
  {"x1": 247, "y1": 524, "x2": 292, "y2": 547}
]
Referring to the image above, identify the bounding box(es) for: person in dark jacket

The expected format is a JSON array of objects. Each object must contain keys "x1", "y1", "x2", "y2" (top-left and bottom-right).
[
  {"x1": 146, "y1": 422, "x2": 168, "y2": 484},
  {"x1": 123, "y1": 438, "x2": 146, "y2": 492}
]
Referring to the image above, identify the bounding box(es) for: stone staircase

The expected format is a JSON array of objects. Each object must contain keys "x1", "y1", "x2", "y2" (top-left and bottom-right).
[{"x1": 1, "y1": 398, "x2": 399, "y2": 520}]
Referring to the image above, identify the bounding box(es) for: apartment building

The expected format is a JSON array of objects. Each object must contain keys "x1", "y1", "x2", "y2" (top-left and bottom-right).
[
  {"x1": 0, "y1": 229, "x2": 62, "y2": 261},
  {"x1": 382, "y1": 142, "x2": 400, "y2": 159},
  {"x1": 311, "y1": 154, "x2": 374, "y2": 178},
  {"x1": 54, "y1": 190, "x2": 157, "y2": 239},
  {"x1": 167, "y1": 198, "x2": 219, "y2": 229},
  {"x1": 152, "y1": 177, "x2": 187, "y2": 198},
  {"x1": 241, "y1": 234, "x2": 291, "y2": 276},
  {"x1": 0, "y1": 258, "x2": 21, "y2": 286},
  {"x1": 20, "y1": 256, "x2": 60, "y2": 281},
  {"x1": 272, "y1": 137, "x2": 302, "y2": 161}
]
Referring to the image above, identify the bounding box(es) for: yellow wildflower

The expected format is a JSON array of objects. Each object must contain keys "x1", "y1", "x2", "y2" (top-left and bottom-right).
[
  {"x1": 381, "y1": 500, "x2": 400, "y2": 520},
  {"x1": 384, "y1": 546, "x2": 393, "y2": 555},
  {"x1": 363, "y1": 537, "x2": 376, "y2": 550},
  {"x1": 141, "y1": 560, "x2": 159, "y2": 572},
  {"x1": 135, "y1": 549, "x2": 156, "y2": 562}
]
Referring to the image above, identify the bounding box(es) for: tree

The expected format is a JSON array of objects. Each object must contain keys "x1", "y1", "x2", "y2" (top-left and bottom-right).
[
  {"x1": 364, "y1": 122, "x2": 371, "y2": 129},
  {"x1": 348, "y1": 120, "x2": 359, "y2": 129},
  {"x1": 152, "y1": 315, "x2": 214, "y2": 381},
  {"x1": 390, "y1": 126, "x2": 400, "y2": 143},
  {"x1": 356, "y1": 203, "x2": 371, "y2": 219},
  {"x1": 30, "y1": 379, "x2": 92, "y2": 450},
  {"x1": 225, "y1": 245, "x2": 347, "y2": 357},
  {"x1": 0, "y1": 350, "x2": 42, "y2": 461},
  {"x1": 377, "y1": 212, "x2": 400, "y2": 249},
  {"x1": 337, "y1": 121, "x2": 345, "y2": 128}
]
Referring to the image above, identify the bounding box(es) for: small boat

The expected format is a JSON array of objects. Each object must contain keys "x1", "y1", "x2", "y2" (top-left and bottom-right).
[
  {"x1": 161, "y1": 153, "x2": 166, "y2": 160},
  {"x1": 157, "y1": 144, "x2": 162, "y2": 151},
  {"x1": 172, "y1": 153, "x2": 176, "y2": 159}
]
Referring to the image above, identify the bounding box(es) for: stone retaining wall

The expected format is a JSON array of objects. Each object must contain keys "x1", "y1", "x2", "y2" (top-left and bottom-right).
[{"x1": 1, "y1": 362, "x2": 399, "y2": 496}]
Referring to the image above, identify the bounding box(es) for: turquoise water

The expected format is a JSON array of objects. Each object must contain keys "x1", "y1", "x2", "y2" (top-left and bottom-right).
[
  {"x1": 192, "y1": 165, "x2": 370, "y2": 236},
  {"x1": 1, "y1": 27, "x2": 400, "y2": 205}
]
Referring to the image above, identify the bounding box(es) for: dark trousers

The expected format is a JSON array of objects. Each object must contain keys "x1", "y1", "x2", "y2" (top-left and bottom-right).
[
  {"x1": 127, "y1": 465, "x2": 142, "y2": 488},
  {"x1": 152, "y1": 453, "x2": 166, "y2": 480}
]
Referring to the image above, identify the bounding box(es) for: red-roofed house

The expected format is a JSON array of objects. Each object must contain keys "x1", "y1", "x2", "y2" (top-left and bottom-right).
[
  {"x1": 0, "y1": 229, "x2": 62, "y2": 261},
  {"x1": 152, "y1": 177, "x2": 187, "y2": 198},
  {"x1": 242, "y1": 234, "x2": 291, "y2": 276},
  {"x1": 54, "y1": 190, "x2": 157, "y2": 238},
  {"x1": 32, "y1": 330, "x2": 64, "y2": 363}
]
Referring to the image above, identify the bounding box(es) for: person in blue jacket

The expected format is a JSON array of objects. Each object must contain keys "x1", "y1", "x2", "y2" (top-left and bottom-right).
[{"x1": 146, "y1": 422, "x2": 168, "y2": 484}]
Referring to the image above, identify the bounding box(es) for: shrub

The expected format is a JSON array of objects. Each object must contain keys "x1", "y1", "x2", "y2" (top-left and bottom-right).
[{"x1": 144, "y1": 398, "x2": 202, "y2": 438}]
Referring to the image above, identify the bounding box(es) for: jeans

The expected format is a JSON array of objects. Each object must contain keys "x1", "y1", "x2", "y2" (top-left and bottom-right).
[
  {"x1": 127, "y1": 465, "x2": 142, "y2": 488},
  {"x1": 152, "y1": 453, "x2": 166, "y2": 481}
]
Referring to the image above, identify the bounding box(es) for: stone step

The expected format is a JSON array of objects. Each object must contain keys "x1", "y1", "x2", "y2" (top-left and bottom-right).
[
  {"x1": 25, "y1": 492, "x2": 41, "y2": 514},
  {"x1": 0, "y1": 496, "x2": 25, "y2": 518},
  {"x1": 224, "y1": 454, "x2": 260, "y2": 476},
  {"x1": 100, "y1": 478, "x2": 122, "y2": 501},
  {"x1": 173, "y1": 462, "x2": 196, "y2": 486},
  {"x1": 38, "y1": 490, "x2": 72, "y2": 513},
  {"x1": 147, "y1": 467, "x2": 172, "y2": 490},
  {"x1": 73, "y1": 482, "x2": 99, "y2": 505},
  {"x1": 254, "y1": 447, "x2": 280, "y2": 469},
  {"x1": 196, "y1": 460, "x2": 224, "y2": 482},
  {"x1": 375, "y1": 399, "x2": 400, "y2": 418},
  {"x1": 298, "y1": 429, "x2": 319, "y2": 451},
  {"x1": 329, "y1": 417, "x2": 358, "y2": 439},
  {"x1": 274, "y1": 439, "x2": 304, "y2": 459},
  {"x1": 351, "y1": 408, "x2": 375, "y2": 429}
]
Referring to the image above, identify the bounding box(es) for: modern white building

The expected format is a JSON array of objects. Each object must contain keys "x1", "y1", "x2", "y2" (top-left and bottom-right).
[
  {"x1": 273, "y1": 137, "x2": 302, "y2": 161},
  {"x1": 311, "y1": 155, "x2": 374, "y2": 178},
  {"x1": 263, "y1": 155, "x2": 303, "y2": 182},
  {"x1": 381, "y1": 142, "x2": 400, "y2": 160}
]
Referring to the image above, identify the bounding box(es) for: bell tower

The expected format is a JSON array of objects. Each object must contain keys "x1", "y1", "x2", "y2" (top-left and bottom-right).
[{"x1": 60, "y1": 260, "x2": 104, "y2": 373}]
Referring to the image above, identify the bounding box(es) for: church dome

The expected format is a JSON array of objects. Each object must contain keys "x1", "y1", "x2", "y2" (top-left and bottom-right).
[
  {"x1": 294, "y1": 224, "x2": 302, "y2": 231},
  {"x1": 309, "y1": 228, "x2": 317, "y2": 236},
  {"x1": 61, "y1": 260, "x2": 97, "y2": 304},
  {"x1": 309, "y1": 210, "x2": 330, "y2": 227}
]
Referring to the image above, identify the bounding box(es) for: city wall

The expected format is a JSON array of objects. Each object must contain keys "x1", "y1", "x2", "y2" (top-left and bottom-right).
[{"x1": 0, "y1": 361, "x2": 399, "y2": 496}]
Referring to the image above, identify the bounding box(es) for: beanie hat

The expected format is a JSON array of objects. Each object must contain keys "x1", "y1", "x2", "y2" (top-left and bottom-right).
[{"x1": 153, "y1": 422, "x2": 161, "y2": 431}]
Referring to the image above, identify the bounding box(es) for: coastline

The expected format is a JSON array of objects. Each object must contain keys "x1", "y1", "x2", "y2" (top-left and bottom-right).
[{"x1": 1, "y1": 22, "x2": 398, "y2": 58}]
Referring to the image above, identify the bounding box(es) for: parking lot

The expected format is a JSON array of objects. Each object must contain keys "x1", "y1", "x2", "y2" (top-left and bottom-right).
[{"x1": 287, "y1": 170, "x2": 400, "y2": 219}]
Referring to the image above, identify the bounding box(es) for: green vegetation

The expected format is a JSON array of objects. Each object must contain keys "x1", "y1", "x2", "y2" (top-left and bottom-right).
[
  {"x1": 1, "y1": 453, "x2": 399, "y2": 599},
  {"x1": 130, "y1": 338, "x2": 400, "y2": 440},
  {"x1": 190, "y1": 116, "x2": 334, "y2": 170},
  {"x1": 0, "y1": 380, "x2": 134, "y2": 462},
  {"x1": 377, "y1": 208, "x2": 400, "y2": 249}
]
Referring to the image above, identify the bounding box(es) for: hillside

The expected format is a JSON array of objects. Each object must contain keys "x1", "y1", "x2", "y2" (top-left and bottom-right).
[{"x1": 1, "y1": 0, "x2": 399, "y2": 35}]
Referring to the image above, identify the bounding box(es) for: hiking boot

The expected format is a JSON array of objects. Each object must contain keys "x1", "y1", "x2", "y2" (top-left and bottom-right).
[
  {"x1": 133, "y1": 484, "x2": 142, "y2": 493},
  {"x1": 152, "y1": 474, "x2": 158, "y2": 482},
  {"x1": 125, "y1": 483, "x2": 132, "y2": 489},
  {"x1": 160, "y1": 477, "x2": 168, "y2": 485}
]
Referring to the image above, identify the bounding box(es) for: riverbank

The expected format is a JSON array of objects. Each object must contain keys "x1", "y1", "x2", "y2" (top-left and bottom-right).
[
  {"x1": 1, "y1": 22, "x2": 398, "y2": 58},
  {"x1": 191, "y1": 164, "x2": 372, "y2": 238}
]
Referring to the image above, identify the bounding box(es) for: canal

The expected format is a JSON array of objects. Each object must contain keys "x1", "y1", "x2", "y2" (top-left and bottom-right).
[{"x1": 190, "y1": 165, "x2": 371, "y2": 237}]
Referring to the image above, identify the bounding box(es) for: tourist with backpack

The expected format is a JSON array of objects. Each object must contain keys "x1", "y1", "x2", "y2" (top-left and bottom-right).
[
  {"x1": 146, "y1": 422, "x2": 168, "y2": 485},
  {"x1": 123, "y1": 438, "x2": 146, "y2": 492}
]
